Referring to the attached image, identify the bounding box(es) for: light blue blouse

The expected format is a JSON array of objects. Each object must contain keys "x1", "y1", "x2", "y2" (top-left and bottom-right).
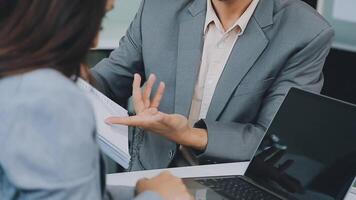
[{"x1": 0, "y1": 69, "x2": 161, "y2": 200}]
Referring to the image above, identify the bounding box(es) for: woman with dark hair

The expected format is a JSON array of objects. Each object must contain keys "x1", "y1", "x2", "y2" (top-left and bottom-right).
[{"x1": 0, "y1": 0, "x2": 192, "y2": 200}]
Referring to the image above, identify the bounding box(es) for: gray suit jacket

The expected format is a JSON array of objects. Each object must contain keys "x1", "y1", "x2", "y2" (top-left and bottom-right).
[{"x1": 92, "y1": 0, "x2": 334, "y2": 171}]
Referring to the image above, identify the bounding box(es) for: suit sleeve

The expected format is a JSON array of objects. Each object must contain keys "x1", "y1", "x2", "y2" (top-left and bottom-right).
[
  {"x1": 91, "y1": 0, "x2": 146, "y2": 108},
  {"x1": 194, "y1": 27, "x2": 335, "y2": 164}
]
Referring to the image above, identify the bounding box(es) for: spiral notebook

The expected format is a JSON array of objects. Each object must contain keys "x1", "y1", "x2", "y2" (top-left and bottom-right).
[{"x1": 76, "y1": 78, "x2": 130, "y2": 169}]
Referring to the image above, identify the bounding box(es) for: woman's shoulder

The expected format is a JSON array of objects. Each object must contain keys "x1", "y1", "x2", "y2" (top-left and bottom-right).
[
  {"x1": 0, "y1": 68, "x2": 88, "y2": 103},
  {"x1": 9, "y1": 69, "x2": 92, "y2": 115},
  {"x1": 21, "y1": 68, "x2": 95, "y2": 129},
  {"x1": 0, "y1": 69, "x2": 101, "y2": 193},
  {"x1": 21, "y1": 68, "x2": 88, "y2": 103},
  {"x1": 0, "y1": 68, "x2": 95, "y2": 144}
]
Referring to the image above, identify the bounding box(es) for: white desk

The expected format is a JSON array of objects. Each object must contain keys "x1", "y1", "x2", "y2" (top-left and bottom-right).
[
  {"x1": 107, "y1": 162, "x2": 250, "y2": 186},
  {"x1": 344, "y1": 177, "x2": 356, "y2": 200}
]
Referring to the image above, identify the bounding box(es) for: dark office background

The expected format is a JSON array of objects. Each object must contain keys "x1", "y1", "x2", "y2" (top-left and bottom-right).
[
  {"x1": 87, "y1": 0, "x2": 356, "y2": 105},
  {"x1": 291, "y1": 0, "x2": 356, "y2": 104}
]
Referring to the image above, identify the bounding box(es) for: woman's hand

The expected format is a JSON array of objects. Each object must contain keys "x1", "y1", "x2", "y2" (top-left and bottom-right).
[
  {"x1": 136, "y1": 171, "x2": 193, "y2": 200},
  {"x1": 105, "y1": 74, "x2": 208, "y2": 150}
]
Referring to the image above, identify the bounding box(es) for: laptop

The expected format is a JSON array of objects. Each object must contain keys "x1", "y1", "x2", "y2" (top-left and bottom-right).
[{"x1": 184, "y1": 87, "x2": 356, "y2": 200}]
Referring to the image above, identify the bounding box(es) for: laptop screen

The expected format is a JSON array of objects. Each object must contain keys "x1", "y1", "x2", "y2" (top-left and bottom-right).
[{"x1": 244, "y1": 88, "x2": 356, "y2": 200}]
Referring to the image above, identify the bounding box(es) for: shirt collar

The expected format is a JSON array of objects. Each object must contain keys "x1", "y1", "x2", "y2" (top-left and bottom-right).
[{"x1": 204, "y1": 0, "x2": 260, "y2": 35}]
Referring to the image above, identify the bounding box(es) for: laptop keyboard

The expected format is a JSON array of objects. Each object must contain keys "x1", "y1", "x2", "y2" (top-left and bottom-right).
[{"x1": 197, "y1": 177, "x2": 281, "y2": 200}]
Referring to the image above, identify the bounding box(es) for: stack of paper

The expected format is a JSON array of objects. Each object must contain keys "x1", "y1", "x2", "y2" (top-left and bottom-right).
[{"x1": 77, "y1": 78, "x2": 131, "y2": 169}]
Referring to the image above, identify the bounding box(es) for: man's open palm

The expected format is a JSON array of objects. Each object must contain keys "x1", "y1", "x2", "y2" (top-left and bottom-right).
[{"x1": 106, "y1": 74, "x2": 191, "y2": 144}]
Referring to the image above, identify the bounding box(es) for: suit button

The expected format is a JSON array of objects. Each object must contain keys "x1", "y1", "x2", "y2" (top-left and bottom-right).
[{"x1": 168, "y1": 150, "x2": 175, "y2": 159}]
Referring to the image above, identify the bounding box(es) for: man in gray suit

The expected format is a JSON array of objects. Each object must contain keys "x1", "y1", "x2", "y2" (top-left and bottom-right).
[{"x1": 91, "y1": 0, "x2": 334, "y2": 171}]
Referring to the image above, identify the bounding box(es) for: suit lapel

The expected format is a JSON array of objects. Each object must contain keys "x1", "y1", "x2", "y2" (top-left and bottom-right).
[
  {"x1": 206, "y1": 0, "x2": 274, "y2": 120},
  {"x1": 174, "y1": 0, "x2": 274, "y2": 118},
  {"x1": 174, "y1": 0, "x2": 206, "y2": 116},
  {"x1": 207, "y1": 16, "x2": 270, "y2": 120}
]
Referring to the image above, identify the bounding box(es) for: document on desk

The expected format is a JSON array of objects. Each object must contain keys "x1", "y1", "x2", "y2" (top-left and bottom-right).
[{"x1": 76, "y1": 78, "x2": 130, "y2": 169}]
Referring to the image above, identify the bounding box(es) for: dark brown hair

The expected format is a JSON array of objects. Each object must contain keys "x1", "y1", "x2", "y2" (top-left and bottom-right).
[{"x1": 0, "y1": 0, "x2": 107, "y2": 77}]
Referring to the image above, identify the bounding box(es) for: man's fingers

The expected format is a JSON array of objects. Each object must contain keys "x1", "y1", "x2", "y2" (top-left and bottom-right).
[
  {"x1": 105, "y1": 116, "x2": 142, "y2": 127},
  {"x1": 132, "y1": 74, "x2": 145, "y2": 113},
  {"x1": 266, "y1": 149, "x2": 285, "y2": 165},
  {"x1": 132, "y1": 74, "x2": 164, "y2": 112},
  {"x1": 143, "y1": 74, "x2": 156, "y2": 108},
  {"x1": 257, "y1": 146, "x2": 277, "y2": 160},
  {"x1": 151, "y1": 81, "x2": 165, "y2": 108}
]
